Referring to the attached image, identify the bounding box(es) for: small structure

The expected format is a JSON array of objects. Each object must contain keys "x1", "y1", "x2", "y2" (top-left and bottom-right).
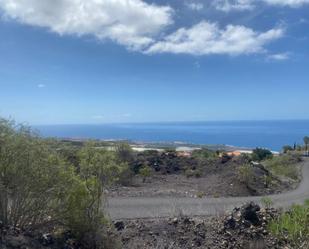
[
  {"x1": 225, "y1": 150, "x2": 253, "y2": 157},
  {"x1": 177, "y1": 151, "x2": 192, "y2": 157}
]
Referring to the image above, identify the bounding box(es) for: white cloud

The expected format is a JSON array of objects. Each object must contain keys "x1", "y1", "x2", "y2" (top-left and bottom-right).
[
  {"x1": 185, "y1": 2, "x2": 204, "y2": 11},
  {"x1": 267, "y1": 52, "x2": 290, "y2": 61},
  {"x1": 213, "y1": 0, "x2": 255, "y2": 12},
  {"x1": 0, "y1": 0, "x2": 173, "y2": 50},
  {"x1": 146, "y1": 21, "x2": 284, "y2": 56},
  {"x1": 0, "y1": 0, "x2": 288, "y2": 57},
  {"x1": 263, "y1": 0, "x2": 309, "y2": 7},
  {"x1": 37, "y1": 84, "x2": 46, "y2": 88},
  {"x1": 213, "y1": 0, "x2": 309, "y2": 11}
]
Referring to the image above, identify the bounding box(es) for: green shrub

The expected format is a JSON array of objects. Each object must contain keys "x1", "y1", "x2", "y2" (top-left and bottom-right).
[
  {"x1": 60, "y1": 176, "x2": 113, "y2": 248},
  {"x1": 139, "y1": 165, "x2": 152, "y2": 182},
  {"x1": 192, "y1": 148, "x2": 217, "y2": 160},
  {"x1": 117, "y1": 165, "x2": 134, "y2": 186},
  {"x1": 79, "y1": 142, "x2": 129, "y2": 187},
  {"x1": 196, "y1": 191, "x2": 205, "y2": 198},
  {"x1": 282, "y1": 145, "x2": 293, "y2": 153},
  {"x1": 238, "y1": 164, "x2": 253, "y2": 186},
  {"x1": 185, "y1": 168, "x2": 202, "y2": 178},
  {"x1": 0, "y1": 118, "x2": 120, "y2": 248},
  {"x1": 115, "y1": 142, "x2": 134, "y2": 163},
  {"x1": 0, "y1": 119, "x2": 74, "y2": 228},
  {"x1": 268, "y1": 201, "x2": 309, "y2": 247},
  {"x1": 239, "y1": 153, "x2": 252, "y2": 163},
  {"x1": 261, "y1": 197, "x2": 273, "y2": 209},
  {"x1": 252, "y1": 148, "x2": 273, "y2": 161},
  {"x1": 264, "y1": 154, "x2": 301, "y2": 180}
]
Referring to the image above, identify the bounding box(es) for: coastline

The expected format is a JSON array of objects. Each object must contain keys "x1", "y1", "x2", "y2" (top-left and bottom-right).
[
  {"x1": 55, "y1": 137, "x2": 282, "y2": 154},
  {"x1": 34, "y1": 120, "x2": 309, "y2": 151}
]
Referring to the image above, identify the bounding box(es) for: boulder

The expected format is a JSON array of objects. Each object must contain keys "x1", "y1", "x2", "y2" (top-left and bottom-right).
[{"x1": 241, "y1": 202, "x2": 261, "y2": 225}]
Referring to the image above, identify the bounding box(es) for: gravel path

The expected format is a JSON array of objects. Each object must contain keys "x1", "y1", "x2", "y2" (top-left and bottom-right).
[{"x1": 107, "y1": 158, "x2": 309, "y2": 220}]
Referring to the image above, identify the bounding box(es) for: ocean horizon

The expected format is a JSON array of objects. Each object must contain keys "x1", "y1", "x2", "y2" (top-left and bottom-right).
[{"x1": 34, "y1": 120, "x2": 309, "y2": 151}]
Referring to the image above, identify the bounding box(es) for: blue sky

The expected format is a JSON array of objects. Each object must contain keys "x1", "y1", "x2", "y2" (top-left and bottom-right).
[{"x1": 0, "y1": 0, "x2": 308, "y2": 125}]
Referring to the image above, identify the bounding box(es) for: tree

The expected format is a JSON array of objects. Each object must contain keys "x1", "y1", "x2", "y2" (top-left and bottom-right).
[
  {"x1": 252, "y1": 148, "x2": 273, "y2": 161},
  {"x1": 115, "y1": 142, "x2": 134, "y2": 163},
  {"x1": 304, "y1": 136, "x2": 309, "y2": 151},
  {"x1": 282, "y1": 145, "x2": 293, "y2": 154}
]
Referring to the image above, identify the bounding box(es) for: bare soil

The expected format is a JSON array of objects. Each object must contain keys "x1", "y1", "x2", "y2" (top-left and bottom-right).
[
  {"x1": 109, "y1": 159, "x2": 297, "y2": 198},
  {"x1": 109, "y1": 173, "x2": 250, "y2": 198}
]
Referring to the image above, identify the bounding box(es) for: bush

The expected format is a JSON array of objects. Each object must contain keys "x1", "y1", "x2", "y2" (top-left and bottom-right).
[
  {"x1": 264, "y1": 154, "x2": 301, "y2": 180},
  {"x1": 238, "y1": 164, "x2": 253, "y2": 187},
  {"x1": 282, "y1": 145, "x2": 293, "y2": 153},
  {"x1": 261, "y1": 197, "x2": 273, "y2": 209},
  {"x1": 60, "y1": 175, "x2": 120, "y2": 249},
  {"x1": 139, "y1": 165, "x2": 152, "y2": 182},
  {"x1": 192, "y1": 148, "x2": 217, "y2": 160},
  {"x1": 0, "y1": 119, "x2": 74, "y2": 229},
  {"x1": 252, "y1": 148, "x2": 273, "y2": 161},
  {"x1": 115, "y1": 142, "x2": 134, "y2": 163},
  {"x1": 196, "y1": 191, "x2": 205, "y2": 198},
  {"x1": 0, "y1": 118, "x2": 120, "y2": 248},
  {"x1": 185, "y1": 168, "x2": 202, "y2": 178},
  {"x1": 269, "y1": 200, "x2": 309, "y2": 247},
  {"x1": 79, "y1": 142, "x2": 129, "y2": 188}
]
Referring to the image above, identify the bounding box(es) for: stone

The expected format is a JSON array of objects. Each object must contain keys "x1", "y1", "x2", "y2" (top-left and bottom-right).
[
  {"x1": 241, "y1": 202, "x2": 261, "y2": 225},
  {"x1": 39, "y1": 233, "x2": 54, "y2": 246},
  {"x1": 171, "y1": 217, "x2": 178, "y2": 226},
  {"x1": 224, "y1": 215, "x2": 236, "y2": 229},
  {"x1": 114, "y1": 221, "x2": 125, "y2": 231}
]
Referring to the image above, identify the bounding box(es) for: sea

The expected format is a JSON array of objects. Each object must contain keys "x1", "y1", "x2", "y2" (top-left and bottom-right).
[{"x1": 35, "y1": 120, "x2": 309, "y2": 152}]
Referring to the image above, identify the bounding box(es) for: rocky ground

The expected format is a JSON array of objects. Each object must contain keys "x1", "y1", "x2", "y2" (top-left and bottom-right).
[
  {"x1": 114, "y1": 202, "x2": 289, "y2": 249},
  {"x1": 108, "y1": 173, "x2": 250, "y2": 198},
  {"x1": 0, "y1": 203, "x2": 295, "y2": 249},
  {"x1": 108, "y1": 158, "x2": 299, "y2": 198}
]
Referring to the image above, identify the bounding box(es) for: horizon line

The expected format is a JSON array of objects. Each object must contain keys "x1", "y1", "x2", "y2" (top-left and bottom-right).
[{"x1": 31, "y1": 118, "x2": 309, "y2": 126}]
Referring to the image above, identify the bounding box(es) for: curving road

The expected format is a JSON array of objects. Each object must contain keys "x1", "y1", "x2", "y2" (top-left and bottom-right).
[{"x1": 107, "y1": 158, "x2": 309, "y2": 220}]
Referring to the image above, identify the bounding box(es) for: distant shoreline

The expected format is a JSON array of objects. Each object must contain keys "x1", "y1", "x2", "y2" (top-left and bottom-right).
[
  {"x1": 57, "y1": 137, "x2": 282, "y2": 154},
  {"x1": 34, "y1": 120, "x2": 309, "y2": 151}
]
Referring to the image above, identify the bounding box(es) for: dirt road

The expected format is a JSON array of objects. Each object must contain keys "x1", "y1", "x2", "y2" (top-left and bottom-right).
[{"x1": 108, "y1": 158, "x2": 309, "y2": 219}]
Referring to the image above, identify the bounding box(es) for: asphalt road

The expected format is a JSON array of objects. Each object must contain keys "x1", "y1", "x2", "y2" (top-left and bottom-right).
[{"x1": 107, "y1": 158, "x2": 309, "y2": 220}]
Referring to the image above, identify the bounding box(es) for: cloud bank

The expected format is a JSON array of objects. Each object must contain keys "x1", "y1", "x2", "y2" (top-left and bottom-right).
[
  {"x1": 0, "y1": 0, "x2": 287, "y2": 56},
  {"x1": 263, "y1": 0, "x2": 309, "y2": 7},
  {"x1": 0, "y1": 0, "x2": 173, "y2": 50},
  {"x1": 213, "y1": 0, "x2": 309, "y2": 11},
  {"x1": 146, "y1": 21, "x2": 284, "y2": 56},
  {"x1": 267, "y1": 53, "x2": 290, "y2": 61},
  {"x1": 185, "y1": 2, "x2": 204, "y2": 11},
  {"x1": 213, "y1": 0, "x2": 255, "y2": 12}
]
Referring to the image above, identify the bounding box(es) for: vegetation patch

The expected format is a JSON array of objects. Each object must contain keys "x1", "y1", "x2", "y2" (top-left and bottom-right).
[
  {"x1": 263, "y1": 154, "x2": 302, "y2": 181},
  {"x1": 269, "y1": 200, "x2": 309, "y2": 248},
  {"x1": 0, "y1": 118, "x2": 123, "y2": 248}
]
